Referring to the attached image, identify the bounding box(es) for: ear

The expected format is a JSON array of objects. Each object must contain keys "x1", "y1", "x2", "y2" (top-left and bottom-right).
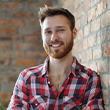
[{"x1": 72, "y1": 27, "x2": 77, "y2": 38}]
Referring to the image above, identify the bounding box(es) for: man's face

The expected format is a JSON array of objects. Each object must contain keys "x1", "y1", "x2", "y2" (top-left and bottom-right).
[{"x1": 41, "y1": 15, "x2": 76, "y2": 59}]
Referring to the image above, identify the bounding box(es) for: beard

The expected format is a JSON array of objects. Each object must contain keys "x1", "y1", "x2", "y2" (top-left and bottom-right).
[{"x1": 43, "y1": 38, "x2": 73, "y2": 59}]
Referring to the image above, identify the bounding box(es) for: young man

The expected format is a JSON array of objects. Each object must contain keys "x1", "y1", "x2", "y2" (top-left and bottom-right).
[{"x1": 7, "y1": 7, "x2": 105, "y2": 110}]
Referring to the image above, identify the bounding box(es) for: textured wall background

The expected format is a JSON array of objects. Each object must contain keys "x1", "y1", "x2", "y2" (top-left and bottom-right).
[
  {"x1": 0, "y1": 0, "x2": 109, "y2": 109},
  {"x1": 56, "y1": 0, "x2": 110, "y2": 109},
  {"x1": 0, "y1": 0, "x2": 53, "y2": 108}
]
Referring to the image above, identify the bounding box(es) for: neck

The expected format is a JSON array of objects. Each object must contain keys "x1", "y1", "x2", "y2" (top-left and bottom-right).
[{"x1": 49, "y1": 52, "x2": 73, "y2": 76}]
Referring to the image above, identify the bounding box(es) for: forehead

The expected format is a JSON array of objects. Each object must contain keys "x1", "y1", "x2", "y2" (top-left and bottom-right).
[{"x1": 40, "y1": 15, "x2": 70, "y2": 30}]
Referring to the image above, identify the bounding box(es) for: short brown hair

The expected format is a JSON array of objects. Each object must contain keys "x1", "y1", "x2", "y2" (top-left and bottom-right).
[{"x1": 38, "y1": 7, "x2": 75, "y2": 30}]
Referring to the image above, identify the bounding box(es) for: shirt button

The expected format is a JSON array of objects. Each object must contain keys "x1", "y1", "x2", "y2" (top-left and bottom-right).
[{"x1": 48, "y1": 81, "x2": 50, "y2": 84}]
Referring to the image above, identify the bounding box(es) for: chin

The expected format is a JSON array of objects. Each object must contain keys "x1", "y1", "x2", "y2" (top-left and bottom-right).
[
  {"x1": 45, "y1": 45, "x2": 73, "y2": 59},
  {"x1": 50, "y1": 52, "x2": 70, "y2": 59}
]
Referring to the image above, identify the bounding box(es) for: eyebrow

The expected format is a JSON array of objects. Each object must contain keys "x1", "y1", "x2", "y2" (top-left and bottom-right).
[
  {"x1": 56, "y1": 26, "x2": 66, "y2": 29},
  {"x1": 44, "y1": 26, "x2": 66, "y2": 31}
]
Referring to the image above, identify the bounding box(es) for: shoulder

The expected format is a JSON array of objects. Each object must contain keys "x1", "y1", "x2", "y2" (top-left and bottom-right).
[
  {"x1": 76, "y1": 60, "x2": 100, "y2": 80},
  {"x1": 79, "y1": 64, "x2": 101, "y2": 86},
  {"x1": 84, "y1": 66, "x2": 99, "y2": 78},
  {"x1": 83, "y1": 66, "x2": 101, "y2": 83},
  {"x1": 19, "y1": 64, "x2": 44, "y2": 81}
]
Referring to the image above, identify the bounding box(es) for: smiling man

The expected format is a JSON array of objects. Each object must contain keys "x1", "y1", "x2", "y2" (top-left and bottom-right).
[{"x1": 7, "y1": 7, "x2": 105, "y2": 110}]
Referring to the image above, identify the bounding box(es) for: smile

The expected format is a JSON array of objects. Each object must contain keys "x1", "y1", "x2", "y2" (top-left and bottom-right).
[{"x1": 51, "y1": 44, "x2": 62, "y2": 48}]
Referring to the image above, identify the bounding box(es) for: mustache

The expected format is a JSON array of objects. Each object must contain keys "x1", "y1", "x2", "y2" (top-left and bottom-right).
[{"x1": 48, "y1": 40, "x2": 64, "y2": 46}]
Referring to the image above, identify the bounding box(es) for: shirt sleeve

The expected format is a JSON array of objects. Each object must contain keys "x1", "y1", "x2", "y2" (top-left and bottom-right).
[
  {"x1": 82, "y1": 72, "x2": 105, "y2": 110},
  {"x1": 7, "y1": 70, "x2": 30, "y2": 110}
]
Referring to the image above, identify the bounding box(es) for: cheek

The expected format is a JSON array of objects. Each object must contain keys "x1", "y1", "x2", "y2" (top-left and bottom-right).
[
  {"x1": 65, "y1": 35, "x2": 73, "y2": 45},
  {"x1": 42, "y1": 36, "x2": 50, "y2": 45}
]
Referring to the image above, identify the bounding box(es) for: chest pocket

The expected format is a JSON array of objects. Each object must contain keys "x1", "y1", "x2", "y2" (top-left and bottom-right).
[
  {"x1": 62, "y1": 76, "x2": 87, "y2": 107},
  {"x1": 62, "y1": 95, "x2": 83, "y2": 110},
  {"x1": 30, "y1": 95, "x2": 48, "y2": 110},
  {"x1": 62, "y1": 85, "x2": 86, "y2": 109}
]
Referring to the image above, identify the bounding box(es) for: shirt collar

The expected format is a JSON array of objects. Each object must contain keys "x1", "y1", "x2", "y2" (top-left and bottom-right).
[
  {"x1": 71, "y1": 57, "x2": 83, "y2": 77},
  {"x1": 41, "y1": 57, "x2": 49, "y2": 77},
  {"x1": 41, "y1": 57, "x2": 83, "y2": 78}
]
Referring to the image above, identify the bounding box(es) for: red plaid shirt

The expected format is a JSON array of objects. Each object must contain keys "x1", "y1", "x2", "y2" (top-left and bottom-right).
[{"x1": 7, "y1": 57, "x2": 104, "y2": 110}]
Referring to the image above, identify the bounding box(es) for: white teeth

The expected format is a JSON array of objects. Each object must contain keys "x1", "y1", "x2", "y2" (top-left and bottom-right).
[{"x1": 52, "y1": 44, "x2": 60, "y2": 47}]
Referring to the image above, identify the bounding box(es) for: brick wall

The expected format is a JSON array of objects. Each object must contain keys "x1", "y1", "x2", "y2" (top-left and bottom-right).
[
  {"x1": 0, "y1": 0, "x2": 53, "y2": 108},
  {"x1": 56, "y1": 0, "x2": 110, "y2": 109},
  {"x1": 0, "y1": 0, "x2": 109, "y2": 109}
]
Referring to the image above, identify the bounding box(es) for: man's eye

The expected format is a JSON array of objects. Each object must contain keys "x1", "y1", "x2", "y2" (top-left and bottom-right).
[
  {"x1": 57, "y1": 29, "x2": 65, "y2": 32},
  {"x1": 45, "y1": 31, "x2": 52, "y2": 34}
]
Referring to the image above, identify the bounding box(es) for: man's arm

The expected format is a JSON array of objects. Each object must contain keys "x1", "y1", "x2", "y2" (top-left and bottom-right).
[
  {"x1": 82, "y1": 72, "x2": 105, "y2": 110},
  {"x1": 7, "y1": 70, "x2": 30, "y2": 110}
]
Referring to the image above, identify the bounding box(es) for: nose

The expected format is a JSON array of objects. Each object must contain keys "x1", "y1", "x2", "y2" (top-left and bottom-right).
[{"x1": 51, "y1": 32, "x2": 58, "y2": 42}]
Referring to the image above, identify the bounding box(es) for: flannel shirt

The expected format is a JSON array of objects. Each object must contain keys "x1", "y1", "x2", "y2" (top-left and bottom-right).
[{"x1": 7, "y1": 57, "x2": 105, "y2": 110}]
